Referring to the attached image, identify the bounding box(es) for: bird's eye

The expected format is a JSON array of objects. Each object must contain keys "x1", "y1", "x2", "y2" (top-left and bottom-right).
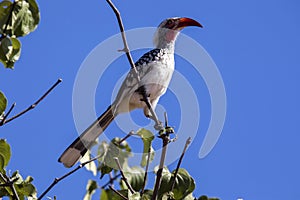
[
  {"x1": 167, "y1": 20, "x2": 173, "y2": 25},
  {"x1": 166, "y1": 19, "x2": 174, "y2": 28}
]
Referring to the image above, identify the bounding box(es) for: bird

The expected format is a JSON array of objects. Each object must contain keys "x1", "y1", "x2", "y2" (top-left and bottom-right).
[{"x1": 58, "y1": 17, "x2": 202, "y2": 168}]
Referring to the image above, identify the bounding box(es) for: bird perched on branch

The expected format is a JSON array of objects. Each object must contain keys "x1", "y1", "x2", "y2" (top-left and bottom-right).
[{"x1": 59, "y1": 17, "x2": 202, "y2": 168}]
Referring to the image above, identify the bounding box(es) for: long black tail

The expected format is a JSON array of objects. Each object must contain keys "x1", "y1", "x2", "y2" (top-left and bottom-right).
[{"x1": 58, "y1": 106, "x2": 115, "y2": 168}]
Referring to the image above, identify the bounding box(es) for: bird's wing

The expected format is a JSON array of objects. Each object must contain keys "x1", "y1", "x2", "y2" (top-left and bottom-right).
[{"x1": 113, "y1": 49, "x2": 165, "y2": 110}]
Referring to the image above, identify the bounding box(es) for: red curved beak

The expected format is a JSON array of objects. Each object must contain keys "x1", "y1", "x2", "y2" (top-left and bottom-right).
[{"x1": 177, "y1": 17, "x2": 203, "y2": 29}]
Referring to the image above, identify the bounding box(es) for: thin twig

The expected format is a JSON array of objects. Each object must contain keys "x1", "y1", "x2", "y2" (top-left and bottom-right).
[
  {"x1": 140, "y1": 145, "x2": 151, "y2": 195},
  {"x1": 0, "y1": 173, "x2": 20, "y2": 200},
  {"x1": 113, "y1": 157, "x2": 134, "y2": 194},
  {"x1": 0, "y1": 102, "x2": 16, "y2": 125},
  {"x1": 170, "y1": 137, "x2": 192, "y2": 191},
  {"x1": 118, "y1": 130, "x2": 135, "y2": 145},
  {"x1": 164, "y1": 112, "x2": 168, "y2": 127},
  {"x1": 105, "y1": 0, "x2": 162, "y2": 130},
  {"x1": 1, "y1": 79, "x2": 62, "y2": 125},
  {"x1": 106, "y1": 0, "x2": 135, "y2": 71},
  {"x1": 101, "y1": 174, "x2": 121, "y2": 189},
  {"x1": 38, "y1": 153, "x2": 104, "y2": 200},
  {"x1": 109, "y1": 186, "x2": 128, "y2": 200}
]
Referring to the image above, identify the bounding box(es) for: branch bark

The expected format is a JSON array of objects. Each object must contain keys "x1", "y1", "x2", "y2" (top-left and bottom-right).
[
  {"x1": 109, "y1": 186, "x2": 128, "y2": 200},
  {"x1": 101, "y1": 174, "x2": 121, "y2": 189},
  {"x1": 113, "y1": 157, "x2": 135, "y2": 194},
  {"x1": 118, "y1": 130, "x2": 135, "y2": 145},
  {"x1": 0, "y1": 78, "x2": 62, "y2": 126},
  {"x1": 141, "y1": 144, "x2": 152, "y2": 195},
  {"x1": 38, "y1": 153, "x2": 104, "y2": 200}
]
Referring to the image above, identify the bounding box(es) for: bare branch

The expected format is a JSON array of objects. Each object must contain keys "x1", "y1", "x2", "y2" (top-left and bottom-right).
[
  {"x1": 113, "y1": 157, "x2": 135, "y2": 194},
  {"x1": 170, "y1": 137, "x2": 192, "y2": 191},
  {"x1": 0, "y1": 102, "x2": 16, "y2": 126},
  {"x1": 118, "y1": 130, "x2": 135, "y2": 145},
  {"x1": 38, "y1": 153, "x2": 104, "y2": 200},
  {"x1": 141, "y1": 145, "x2": 151, "y2": 195},
  {"x1": 105, "y1": 0, "x2": 162, "y2": 130},
  {"x1": 109, "y1": 186, "x2": 128, "y2": 200},
  {"x1": 101, "y1": 174, "x2": 121, "y2": 189},
  {"x1": 1, "y1": 78, "x2": 62, "y2": 126}
]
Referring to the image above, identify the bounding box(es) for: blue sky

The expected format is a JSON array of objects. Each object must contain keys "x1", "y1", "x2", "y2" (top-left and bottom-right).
[{"x1": 1, "y1": 0, "x2": 300, "y2": 199}]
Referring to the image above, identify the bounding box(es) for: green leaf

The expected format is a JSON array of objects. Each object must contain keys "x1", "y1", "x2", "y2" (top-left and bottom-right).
[
  {"x1": 0, "y1": 155, "x2": 5, "y2": 172},
  {"x1": 182, "y1": 193, "x2": 196, "y2": 200},
  {"x1": 198, "y1": 196, "x2": 208, "y2": 200},
  {"x1": 0, "y1": 0, "x2": 12, "y2": 34},
  {"x1": 14, "y1": 180, "x2": 37, "y2": 199},
  {"x1": 141, "y1": 190, "x2": 152, "y2": 200},
  {"x1": 121, "y1": 166, "x2": 144, "y2": 191},
  {"x1": 161, "y1": 192, "x2": 175, "y2": 200},
  {"x1": 198, "y1": 196, "x2": 219, "y2": 200},
  {"x1": 0, "y1": 36, "x2": 12, "y2": 60},
  {"x1": 25, "y1": 176, "x2": 34, "y2": 183},
  {"x1": 100, "y1": 165, "x2": 113, "y2": 178},
  {"x1": 0, "y1": 36, "x2": 21, "y2": 68},
  {"x1": 0, "y1": 139, "x2": 11, "y2": 168},
  {"x1": 8, "y1": 37, "x2": 21, "y2": 64},
  {"x1": 99, "y1": 138, "x2": 132, "y2": 178},
  {"x1": 128, "y1": 191, "x2": 141, "y2": 200},
  {"x1": 83, "y1": 180, "x2": 98, "y2": 200},
  {"x1": 2, "y1": 0, "x2": 40, "y2": 37},
  {"x1": 100, "y1": 189, "x2": 128, "y2": 200},
  {"x1": 10, "y1": 171, "x2": 37, "y2": 200},
  {"x1": 136, "y1": 128, "x2": 155, "y2": 167},
  {"x1": 172, "y1": 169, "x2": 195, "y2": 199},
  {"x1": 0, "y1": 186, "x2": 10, "y2": 198},
  {"x1": 158, "y1": 168, "x2": 196, "y2": 200},
  {"x1": 0, "y1": 91, "x2": 7, "y2": 118}
]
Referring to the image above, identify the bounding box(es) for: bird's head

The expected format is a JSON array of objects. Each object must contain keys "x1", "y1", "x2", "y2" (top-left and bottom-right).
[{"x1": 154, "y1": 17, "x2": 202, "y2": 49}]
